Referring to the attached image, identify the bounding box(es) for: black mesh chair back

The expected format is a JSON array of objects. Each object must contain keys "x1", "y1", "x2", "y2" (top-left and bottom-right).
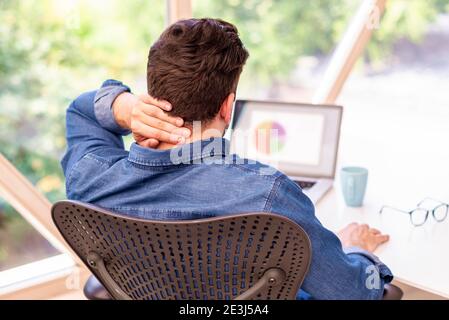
[{"x1": 52, "y1": 200, "x2": 312, "y2": 300}]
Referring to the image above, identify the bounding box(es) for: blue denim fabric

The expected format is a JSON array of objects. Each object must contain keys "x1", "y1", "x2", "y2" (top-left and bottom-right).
[{"x1": 61, "y1": 79, "x2": 393, "y2": 300}]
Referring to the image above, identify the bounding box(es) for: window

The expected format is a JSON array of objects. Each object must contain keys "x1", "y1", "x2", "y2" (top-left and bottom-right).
[
  {"x1": 336, "y1": 1, "x2": 449, "y2": 203},
  {"x1": 0, "y1": 196, "x2": 60, "y2": 271},
  {"x1": 193, "y1": 0, "x2": 360, "y2": 101},
  {"x1": 0, "y1": 0, "x2": 164, "y2": 277},
  {"x1": 2, "y1": 0, "x2": 447, "y2": 298}
]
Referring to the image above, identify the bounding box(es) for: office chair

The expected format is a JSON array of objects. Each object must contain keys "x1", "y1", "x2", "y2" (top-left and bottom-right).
[
  {"x1": 51, "y1": 200, "x2": 402, "y2": 300},
  {"x1": 52, "y1": 200, "x2": 311, "y2": 300}
]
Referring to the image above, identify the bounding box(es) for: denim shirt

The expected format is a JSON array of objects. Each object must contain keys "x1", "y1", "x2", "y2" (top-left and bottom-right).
[{"x1": 61, "y1": 79, "x2": 393, "y2": 300}]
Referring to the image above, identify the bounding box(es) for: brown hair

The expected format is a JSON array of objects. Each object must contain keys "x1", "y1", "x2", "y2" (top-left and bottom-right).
[{"x1": 147, "y1": 18, "x2": 249, "y2": 122}]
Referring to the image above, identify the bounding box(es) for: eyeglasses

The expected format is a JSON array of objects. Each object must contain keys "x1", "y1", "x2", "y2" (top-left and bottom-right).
[{"x1": 379, "y1": 197, "x2": 449, "y2": 226}]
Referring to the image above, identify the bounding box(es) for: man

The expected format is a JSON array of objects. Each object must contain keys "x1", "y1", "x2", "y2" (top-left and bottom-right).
[{"x1": 62, "y1": 18, "x2": 393, "y2": 299}]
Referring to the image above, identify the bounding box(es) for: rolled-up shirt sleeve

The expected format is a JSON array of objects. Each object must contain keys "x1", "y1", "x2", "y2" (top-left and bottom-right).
[
  {"x1": 61, "y1": 79, "x2": 131, "y2": 180},
  {"x1": 94, "y1": 79, "x2": 132, "y2": 135}
]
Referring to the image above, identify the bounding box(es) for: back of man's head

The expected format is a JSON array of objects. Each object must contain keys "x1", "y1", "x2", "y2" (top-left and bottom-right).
[{"x1": 147, "y1": 18, "x2": 249, "y2": 123}]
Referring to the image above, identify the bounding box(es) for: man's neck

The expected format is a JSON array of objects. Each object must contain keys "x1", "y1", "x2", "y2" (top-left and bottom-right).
[{"x1": 157, "y1": 122, "x2": 225, "y2": 150}]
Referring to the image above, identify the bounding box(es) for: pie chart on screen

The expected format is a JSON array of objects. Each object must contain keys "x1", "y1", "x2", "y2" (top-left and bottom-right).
[{"x1": 254, "y1": 121, "x2": 286, "y2": 155}]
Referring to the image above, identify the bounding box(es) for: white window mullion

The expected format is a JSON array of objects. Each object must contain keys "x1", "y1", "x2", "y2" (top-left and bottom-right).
[
  {"x1": 0, "y1": 154, "x2": 79, "y2": 262},
  {"x1": 166, "y1": 0, "x2": 192, "y2": 26},
  {"x1": 313, "y1": 0, "x2": 387, "y2": 104}
]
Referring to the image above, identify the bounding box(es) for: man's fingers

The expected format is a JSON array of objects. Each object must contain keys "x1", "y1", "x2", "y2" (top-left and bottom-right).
[
  {"x1": 139, "y1": 138, "x2": 160, "y2": 148},
  {"x1": 360, "y1": 223, "x2": 369, "y2": 229},
  {"x1": 134, "y1": 107, "x2": 191, "y2": 139},
  {"x1": 135, "y1": 108, "x2": 179, "y2": 133},
  {"x1": 376, "y1": 234, "x2": 390, "y2": 244},
  {"x1": 138, "y1": 102, "x2": 185, "y2": 128},
  {"x1": 134, "y1": 122, "x2": 185, "y2": 144},
  {"x1": 343, "y1": 222, "x2": 359, "y2": 231},
  {"x1": 138, "y1": 139, "x2": 159, "y2": 148},
  {"x1": 131, "y1": 95, "x2": 191, "y2": 145},
  {"x1": 147, "y1": 139, "x2": 160, "y2": 148},
  {"x1": 138, "y1": 94, "x2": 172, "y2": 112},
  {"x1": 370, "y1": 228, "x2": 381, "y2": 235},
  {"x1": 172, "y1": 127, "x2": 191, "y2": 138}
]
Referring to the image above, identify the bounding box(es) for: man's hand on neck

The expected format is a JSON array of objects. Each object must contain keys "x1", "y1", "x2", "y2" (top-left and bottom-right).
[
  {"x1": 112, "y1": 92, "x2": 191, "y2": 148},
  {"x1": 112, "y1": 92, "x2": 232, "y2": 150},
  {"x1": 156, "y1": 120, "x2": 226, "y2": 150}
]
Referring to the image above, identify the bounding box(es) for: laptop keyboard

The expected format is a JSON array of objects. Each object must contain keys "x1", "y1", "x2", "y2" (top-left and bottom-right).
[{"x1": 294, "y1": 180, "x2": 316, "y2": 190}]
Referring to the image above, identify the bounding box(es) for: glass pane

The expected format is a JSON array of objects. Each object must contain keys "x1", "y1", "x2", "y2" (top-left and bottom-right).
[
  {"x1": 193, "y1": 0, "x2": 361, "y2": 101},
  {"x1": 0, "y1": 196, "x2": 60, "y2": 271},
  {"x1": 0, "y1": 0, "x2": 165, "y2": 269},
  {"x1": 337, "y1": 1, "x2": 449, "y2": 197}
]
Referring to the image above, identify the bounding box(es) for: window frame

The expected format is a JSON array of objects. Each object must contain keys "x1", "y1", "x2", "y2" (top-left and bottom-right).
[{"x1": 0, "y1": 254, "x2": 75, "y2": 296}]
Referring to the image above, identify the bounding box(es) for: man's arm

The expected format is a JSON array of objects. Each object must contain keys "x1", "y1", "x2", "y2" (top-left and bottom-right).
[
  {"x1": 61, "y1": 79, "x2": 189, "y2": 178},
  {"x1": 269, "y1": 177, "x2": 393, "y2": 300}
]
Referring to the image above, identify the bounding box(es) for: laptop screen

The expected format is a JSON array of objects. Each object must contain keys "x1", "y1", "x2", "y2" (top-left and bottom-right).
[{"x1": 229, "y1": 100, "x2": 342, "y2": 178}]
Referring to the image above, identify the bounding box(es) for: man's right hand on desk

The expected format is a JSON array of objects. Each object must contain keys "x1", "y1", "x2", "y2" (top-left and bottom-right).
[{"x1": 337, "y1": 223, "x2": 390, "y2": 253}]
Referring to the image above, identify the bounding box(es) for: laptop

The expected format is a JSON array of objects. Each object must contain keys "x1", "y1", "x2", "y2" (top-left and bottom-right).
[{"x1": 228, "y1": 100, "x2": 343, "y2": 204}]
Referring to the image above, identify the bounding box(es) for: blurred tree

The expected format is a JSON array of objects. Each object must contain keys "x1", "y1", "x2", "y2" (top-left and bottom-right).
[
  {"x1": 194, "y1": 0, "x2": 449, "y2": 82},
  {"x1": 195, "y1": 0, "x2": 356, "y2": 84},
  {"x1": 0, "y1": 0, "x2": 164, "y2": 201},
  {"x1": 368, "y1": 0, "x2": 449, "y2": 63},
  {"x1": 0, "y1": 0, "x2": 164, "y2": 268}
]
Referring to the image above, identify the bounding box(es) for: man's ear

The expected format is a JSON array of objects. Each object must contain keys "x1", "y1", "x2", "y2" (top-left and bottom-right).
[{"x1": 219, "y1": 93, "x2": 235, "y2": 125}]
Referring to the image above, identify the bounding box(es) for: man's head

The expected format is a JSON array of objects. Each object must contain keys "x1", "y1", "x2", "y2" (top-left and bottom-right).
[{"x1": 147, "y1": 18, "x2": 249, "y2": 131}]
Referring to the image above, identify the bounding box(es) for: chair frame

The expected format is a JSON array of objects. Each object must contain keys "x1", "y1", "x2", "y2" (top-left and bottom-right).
[{"x1": 52, "y1": 200, "x2": 312, "y2": 300}]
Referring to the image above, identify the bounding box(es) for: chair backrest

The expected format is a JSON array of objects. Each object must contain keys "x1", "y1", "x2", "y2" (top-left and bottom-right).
[{"x1": 52, "y1": 200, "x2": 311, "y2": 300}]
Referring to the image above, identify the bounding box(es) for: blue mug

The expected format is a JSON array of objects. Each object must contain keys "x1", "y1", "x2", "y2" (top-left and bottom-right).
[{"x1": 340, "y1": 166, "x2": 368, "y2": 207}]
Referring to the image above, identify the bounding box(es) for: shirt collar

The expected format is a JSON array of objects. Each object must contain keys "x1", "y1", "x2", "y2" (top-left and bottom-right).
[{"x1": 128, "y1": 137, "x2": 231, "y2": 166}]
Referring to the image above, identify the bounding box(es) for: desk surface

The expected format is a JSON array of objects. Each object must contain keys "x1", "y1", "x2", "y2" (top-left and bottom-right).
[
  {"x1": 309, "y1": 96, "x2": 449, "y2": 298},
  {"x1": 315, "y1": 185, "x2": 449, "y2": 298}
]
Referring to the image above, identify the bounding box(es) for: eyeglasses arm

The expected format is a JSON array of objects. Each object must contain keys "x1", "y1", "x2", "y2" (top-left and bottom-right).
[
  {"x1": 417, "y1": 197, "x2": 448, "y2": 207},
  {"x1": 379, "y1": 205, "x2": 411, "y2": 215}
]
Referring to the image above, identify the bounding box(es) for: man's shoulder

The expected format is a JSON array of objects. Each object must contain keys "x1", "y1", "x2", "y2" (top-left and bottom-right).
[
  {"x1": 226, "y1": 154, "x2": 284, "y2": 179},
  {"x1": 221, "y1": 155, "x2": 312, "y2": 215}
]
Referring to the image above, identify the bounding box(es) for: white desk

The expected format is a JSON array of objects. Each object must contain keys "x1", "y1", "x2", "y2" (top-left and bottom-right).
[
  {"x1": 315, "y1": 184, "x2": 449, "y2": 299},
  {"x1": 309, "y1": 92, "x2": 449, "y2": 298}
]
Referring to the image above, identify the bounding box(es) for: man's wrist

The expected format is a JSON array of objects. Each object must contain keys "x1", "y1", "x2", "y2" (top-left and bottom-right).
[
  {"x1": 112, "y1": 92, "x2": 135, "y2": 130},
  {"x1": 94, "y1": 79, "x2": 131, "y2": 135}
]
